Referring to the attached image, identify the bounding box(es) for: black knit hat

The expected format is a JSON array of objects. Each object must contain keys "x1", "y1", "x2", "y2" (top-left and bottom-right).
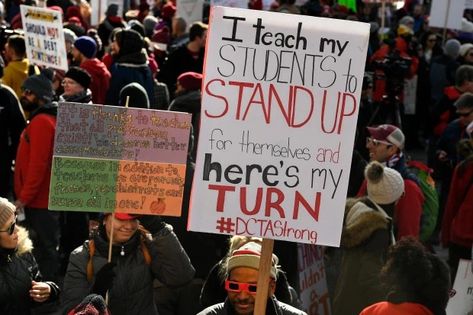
[
  {"x1": 115, "y1": 29, "x2": 144, "y2": 56},
  {"x1": 119, "y1": 83, "x2": 149, "y2": 109},
  {"x1": 65, "y1": 67, "x2": 91, "y2": 89},
  {"x1": 22, "y1": 69, "x2": 54, "y2": 102}
]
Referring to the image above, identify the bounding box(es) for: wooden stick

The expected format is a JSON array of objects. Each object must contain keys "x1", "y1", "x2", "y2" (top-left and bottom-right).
[
  {"x1": 254, "y1": 238, "x2": 274, "y2": 314},
  {"x1": 442, "y1": 0, "x2": 451, "y2": 46},
  {"x1": 105, "y1": 214, "x2": 115, "y2": 304},
  {"x1": 125, "y1": 96, "x2": 130, "y2": 108}
]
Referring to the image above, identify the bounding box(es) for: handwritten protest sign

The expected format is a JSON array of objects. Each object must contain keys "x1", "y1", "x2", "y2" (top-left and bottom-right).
[
  {"x1": 20, "y1": 5, "x2": 68, "y2": 71},
  {"x1": 447, "y1": 259, "x2": 473, "y2": 315},
  {"x1": 298, "y1": 244, "x2": 331, "y2": 315},
  {"x1": 49, "y1": 103, "x2": 191, "y2": 216},
  {"x1": 177, "y1": 0, "x2": 204, "y2": 29},
  {"x1": 188, "y1": 7, "x2": 369, "y2": 246}
]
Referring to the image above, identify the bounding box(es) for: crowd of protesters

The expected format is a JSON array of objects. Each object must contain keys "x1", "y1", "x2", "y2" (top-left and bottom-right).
[{"x1": 0, "y1": 0, "x2": 472, "y2": 314}]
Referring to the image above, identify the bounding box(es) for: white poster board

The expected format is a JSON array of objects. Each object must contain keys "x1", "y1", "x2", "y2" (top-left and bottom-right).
[
  {"x1": 447, "y1": 259, "x2": 473, "y2": 315},
  {"x1": 298, "y1": 244, "x2": 331, "y2": 314},
  {"x1": 177, "y1": 0, "x2": 204, "y2": 29},
  {"x1": 466, "y1": 0, "x2": 473, "y2": 10},
  {"x1": 20, "y1": 5, "x2": 68, "y2": 71},
  {"x1": 210, "y1": 0, "x2": 247, "y2": 8},
  {"x1": 429, "y1": 0, "x2": 465, "y2": 30},
  {"x1": 188, "y1": 7, "x2": 370, "y2": 246}
]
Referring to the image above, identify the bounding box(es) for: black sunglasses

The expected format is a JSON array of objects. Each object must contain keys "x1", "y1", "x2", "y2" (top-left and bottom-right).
[{"x1": 0, "y1": 215, "x2": 17, "y2": 235}]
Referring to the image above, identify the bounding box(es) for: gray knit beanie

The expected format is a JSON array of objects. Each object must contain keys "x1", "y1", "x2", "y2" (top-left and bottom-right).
[
  {"x1": 366, "y1": 161, "x2": 405, "y2": 205},
  {"x1": 444, "y1": 39, "x2": 461, "y2": 59},
  {"x1": 0, "y1": 197, "x2": 15, "y2": 228},
  {"x1": 22, "y1": 69, "x2": 54, "y2": 102}
]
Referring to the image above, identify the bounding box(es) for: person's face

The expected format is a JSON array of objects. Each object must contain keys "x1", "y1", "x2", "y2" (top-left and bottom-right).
[
  {"x1": 4, "y1": 41, "x2": 13, "y2": 61},
  {"x1": 457, "y1": 107, "x2": 473, "y2": 126},
  {"x1": 104, "y1": 215, "x2": 139, "y2": 244},
  {"x1": 465, "y1": 49, "x2": 473, "y2": 64},
  {"x1": 111, "y1": 38, "x2": 120, "y2": 55},
  {"x1": 198, "y1": 30, "x2": 207, "y2": 48},
  {"x1": 426, "y1": 35, "x2": 437, "y2": 49},
  {"x1": 71, "y1": 46, "x2": 83, "y2": 63},
  {"x1": 226, "y1": 267, "x2": 275, "y2": 315},
  {"x1": 20, "y1": 89, "x2": 40, "y2": 112},
  {"x1": 366, "y1": 137, "x2": 397, "y2": 162},
  {"x1": 0, "y1": 214, "x2": 18, "y2": 249},
  {"x1": 413, "y1": 4, "x2": 423, "y2": 17},
  {"x1": 62, "y1": 78, "x2": 84, "y2": 96}
]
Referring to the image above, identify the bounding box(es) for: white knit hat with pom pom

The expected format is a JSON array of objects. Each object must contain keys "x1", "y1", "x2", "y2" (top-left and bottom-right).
[{"x1": 365, "y1": 162, "x2": 405, "y2": 205}]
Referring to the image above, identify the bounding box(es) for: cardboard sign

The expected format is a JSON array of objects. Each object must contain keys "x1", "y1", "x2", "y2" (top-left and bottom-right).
[
  {"x1": 188, "y1": 7, "x2": 370, "y2": 246},
  {"x1": 49, "y1": 103, "x2": 191, "y2": 216},
  {"x1": 447, "y1": 259, "x2": 473, "y2": 315},
  {"x1": 429, "y1": 0, "x2": 465, "y2": 30},
  {"x1": 177, "y1": 0, "x2": 204, "y2": 28},
  {"x1": 298, "y1": 244, "x2": 331, "y2": 315},
  {"x1": 20, "y1": 5, "x2": 68, "y2": 71},
  {"x1": 210, "y1": 0, "x2": 247, "y2": 8}
]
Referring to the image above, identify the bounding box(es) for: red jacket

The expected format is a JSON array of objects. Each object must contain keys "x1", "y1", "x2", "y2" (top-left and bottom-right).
[
  {"x1": 358, "y1": 178, "x2": 424, "y2": 239},
  {"x1": 81, "y1": 58, "x2": 111, "y2": 105},
  {"x1": 14, "y1": 111, "x2": 56, "y2": 208},
  {"x1": 360, "y1": 302, "x2": 433, "y2": 315},
  {"x1": 441, "y1": 158, "x2": 473, "y2": 248}
]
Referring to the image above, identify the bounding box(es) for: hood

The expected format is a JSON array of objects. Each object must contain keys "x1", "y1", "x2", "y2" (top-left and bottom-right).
[
  {"x1": 16, "y1": 226, "x2": 34, "y2": 255},
  {"x1": 170, "y1": 90, "x2": 202, "y2": 114},
  {"x1": 29, "y1": 102, "x2": 58, "y2": 120},
  {"x1": 81, "y1": 59, "x2": 110, "y2": 78},
  {"x1": 6, "y1": 59, "x2": 29, "y2": 73},
  {"x1": 341, "y1": 199, "x2": 390, "y2": 248}
]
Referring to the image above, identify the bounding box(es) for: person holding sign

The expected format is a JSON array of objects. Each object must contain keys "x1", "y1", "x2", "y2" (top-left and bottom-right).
[
  {"x1": 0, "y1": 197, "x2": 60, "y2": 314},
  {"x1": 198, "y1": 240, "x2": 306, "y2": 315},
  {"x1": 61, "y1": 213, "x2": 195, "y2": 315},
  {"x1": 334, "y1": 161, "x2": 404, "y2": 315}
]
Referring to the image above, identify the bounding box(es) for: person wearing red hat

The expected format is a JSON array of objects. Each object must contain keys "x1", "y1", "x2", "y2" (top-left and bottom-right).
[
  {"x1": 61, "y1": 212, "x2": 195, "y2": 315},
  {"x1": 357, "y1": 124, "x2": 424, "y2": 240}
]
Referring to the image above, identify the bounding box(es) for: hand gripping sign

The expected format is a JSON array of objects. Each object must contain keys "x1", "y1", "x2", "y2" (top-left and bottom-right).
[{"x1": 188, "y1": 6, "x2": 370, "y2": 247}]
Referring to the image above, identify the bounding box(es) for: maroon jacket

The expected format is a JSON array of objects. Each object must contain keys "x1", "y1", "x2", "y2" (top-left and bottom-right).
[{"x1": 81, "y1": 58, "x2": 111, "y2": 105}]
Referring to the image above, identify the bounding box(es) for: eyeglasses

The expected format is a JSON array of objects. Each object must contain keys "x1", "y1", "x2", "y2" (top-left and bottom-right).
[
  {"x1": 457, "y1": 110, "x2": 473, "y2": 117},
  {"x1": 225, "y1": 280, "x2": 257, "y2": 295},
  {"x1": 61, "y1": 79, "x2": 78, "y2": 86},
  {"x1": 21, "y1": 88, "x2": 33, "y2": 96},
  {"x1": 0, "y1": 215, "x2": 17, "y2": 235},
  {"x1": 366, "y1": 137, "x2": 393, "y2": 147}
]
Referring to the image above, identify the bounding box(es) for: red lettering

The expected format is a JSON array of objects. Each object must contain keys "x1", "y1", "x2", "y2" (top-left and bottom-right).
[
  {"x1": 228, "y1": 81, "x2": 254, "y2": 120},
  {"x1": 204, "y1": 79, "x2": 229, "y2": 118},
  {"x1": 208, "y1": 184, "x2": 235, "y2": 212},
  {"x1": 320, "y1": 90, "x2": 340, "y2": 134},
  {"x1": 293, "y1": 191, "x2": 321, "y2": 221},
  {"x1": 337, "y1": 93, "x2": 357, "y2": 134},
  {"x1": 240, "y1": 187, "x2": 263, "y2": 215},
  {"x1": 291, "y1": 85, "x2": 314, "y2": 128},
  {"x1": 264, "y1": 187, "x2": 286, "y2": 218}
]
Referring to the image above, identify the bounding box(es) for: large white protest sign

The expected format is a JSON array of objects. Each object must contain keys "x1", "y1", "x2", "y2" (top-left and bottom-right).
[
  {"x1": 429, "y1": 0, "x2": 465, "y2": 30},
  {"x1": 466, "y1": 0, "x2": 473, "y2": 10},
  {"x1": 210, "y1": 0, "x2": 247, "y2": 8},
  {"x1": 447, "y1": 259, "x2": 473, "y2": 315},
  {"x1": 20, "y1": 5, "x2": 68, "y2": 71},
  {"x1": 177, "y1": 0, "x2": 204, "y2": 28},
  {"x1": 298, "y1": 244, "x2": 331, "y2": 314},
  {"x1": 188, "y1": 7, "x2": 369, "y2": 246}
]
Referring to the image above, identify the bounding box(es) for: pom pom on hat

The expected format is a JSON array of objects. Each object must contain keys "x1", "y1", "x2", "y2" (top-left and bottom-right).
[
  {"x1": 227, "y1": 241, "x2": 279, "y2": 279},
  {"x1": 0, "y1": 197, "x2": 15, "y2": 229},
  {"x1": 365, "y1": 161, "x2": 405, "y2": 205},
  {"x1": 74, "y1": 36, "x2": 97, "y2": 59},
  {"x1": 177, "y1": 72, "x2": 202, "y2": 91},
  {"x1": 65, "y1": 66, "x2": 91, "y2": 89}
]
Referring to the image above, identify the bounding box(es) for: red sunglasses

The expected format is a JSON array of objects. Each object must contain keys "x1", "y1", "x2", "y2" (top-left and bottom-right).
[{"x1": 225, "y1": 280, "x2": 257, "y2": 295}]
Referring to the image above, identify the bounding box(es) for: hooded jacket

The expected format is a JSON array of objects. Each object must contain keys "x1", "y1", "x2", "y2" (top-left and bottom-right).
[
  {"x1": 197, "y1": 297, "x2": 306, "y2": 315},
  {"x1": 14, "y1": 103, "x2": 57, "y2": 208},
  {"x1": 360, "y1": 302, "x2": 434, "y2": 315},
  {"x1": 333, "y1": 199, "x2": 391, "y2": 315},
  {"x1": 61, "y1": 224, "x2": 195, "y2": 315},
  {"x1": 80, "y1": 58, "x2": 111, "y2": 105},
  {"x1": 0, "y1": 226, "x2": 60, "y2": 314},
  {"x1": 2, "y1": 59, "x2": 30, "y2": 98}
]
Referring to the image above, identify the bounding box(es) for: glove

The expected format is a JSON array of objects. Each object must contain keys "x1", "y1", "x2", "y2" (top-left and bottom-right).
[
  {"x1": 92, "y1": 262, "x2": 116, "y2": 298},
  {"x1": 139, "y1": 215, "x2": 166, "y2": 234}
]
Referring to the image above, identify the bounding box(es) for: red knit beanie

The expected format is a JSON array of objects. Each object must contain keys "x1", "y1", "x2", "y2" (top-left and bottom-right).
[{"x1": 177, "y1": 72, "x2": 202, "y2": 91}]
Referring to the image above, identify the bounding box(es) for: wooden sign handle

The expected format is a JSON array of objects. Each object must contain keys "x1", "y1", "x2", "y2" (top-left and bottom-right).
[
  {"x1": 254, "y1": 238, "x2": 275, "y2": 314},
  {"x1": 105, "y1": 214, "x2": 115, "y2": 304}
]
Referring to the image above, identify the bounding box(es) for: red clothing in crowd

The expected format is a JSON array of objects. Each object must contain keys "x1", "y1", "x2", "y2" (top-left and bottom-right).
[
  {"x1": 358, "y1": 178, "x2": 424, "y2": 239},
  {"x1": 360, "y1": 302, "x2": 433, "y2": 315},
  {"x1": 80, "y1": 58, "x2": 111, "y2": 105},
  {"x1": 14, "y1": 112, "x2": 56, "y2": 208},
  {"x1": 441, "y1": 159, "x2": 473, "y2": 248}
]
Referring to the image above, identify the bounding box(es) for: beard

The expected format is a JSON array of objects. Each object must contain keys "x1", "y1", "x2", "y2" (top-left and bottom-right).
[{"x1": 20, "y1": 96, "x2": 39, "y2": 112}]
